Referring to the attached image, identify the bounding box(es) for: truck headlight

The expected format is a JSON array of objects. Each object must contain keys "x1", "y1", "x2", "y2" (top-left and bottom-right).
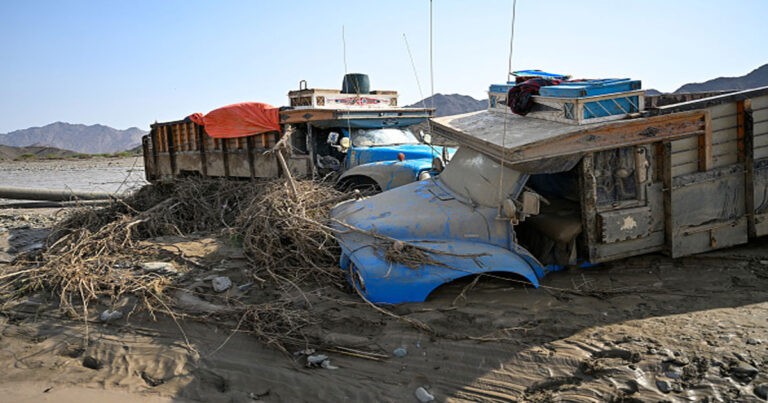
[{"x1": 418, "y1": 171, "x2": 431, "y2": 181}]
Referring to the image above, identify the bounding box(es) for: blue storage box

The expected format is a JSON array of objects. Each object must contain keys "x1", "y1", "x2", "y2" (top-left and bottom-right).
[{"x1": 539, "y1": 79, "x2": 641, "y2": 98}]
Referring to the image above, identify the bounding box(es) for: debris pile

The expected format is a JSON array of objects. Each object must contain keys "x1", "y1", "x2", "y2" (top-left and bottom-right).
[{"x1": 0, "y1": 178, "x2": 351, "y2": 351}]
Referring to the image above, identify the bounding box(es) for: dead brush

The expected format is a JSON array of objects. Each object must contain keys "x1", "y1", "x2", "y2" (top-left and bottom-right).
[
  {"x1": 0, "y1": 177, "x2": 355, "y2": 352},
  {"x1": 237, "y1": 180, "x2": 346, "y2": 285}
]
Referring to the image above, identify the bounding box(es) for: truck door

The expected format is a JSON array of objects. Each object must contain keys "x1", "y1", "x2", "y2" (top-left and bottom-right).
[{"x1": 581, "y1": 144, "x2": 666, "y2": 263}]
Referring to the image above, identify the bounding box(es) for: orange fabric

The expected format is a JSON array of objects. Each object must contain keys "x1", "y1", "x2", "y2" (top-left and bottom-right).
[{"x1": 187, "y1": 102, "x2": 281, "y2": 138}]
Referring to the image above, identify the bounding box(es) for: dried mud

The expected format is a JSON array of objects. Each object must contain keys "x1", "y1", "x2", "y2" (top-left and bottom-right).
[{"x1": 1, "y1": 198, "x2": 768, "y2": 402}]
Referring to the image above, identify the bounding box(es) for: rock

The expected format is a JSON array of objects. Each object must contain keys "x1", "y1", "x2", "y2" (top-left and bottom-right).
[
  {"x1": 730, "y1": 362, "x2": 759, "y2": 379},
  {"x1": 666, "y1": 367, "x2": 683, "y2": 379},
  {"x1": 415, "y1": 386, "x2": 435, "y2": 402},
  {"x1": 211, "y1": 276, "x2": 232, "y2": 293},
  {"x1": 746, "y1": 338, "x2": 762, "y2": 345},
  {"x1": 754, "y1": 383, "x2": 768, "y2": 399},
  {"x1": 321, "y1": 360, "x2": 339, "y2": 370},
  {"x1": 656, "y1": 379, "x2": 671, "y2": 394},
  {"x1": 393, "y1": 347, "x2": 407, "y2": 358},
  {"x1": 82, "y1": 356, "x2": 103, "y2": 370},
  {"x1": 306, "y1": 354, "x2": 329, "y2": 367},
  {"x1": 99, "y1": 309, "x2": 123, "y2": 322},
  {"x1": 663, "y1": 356, "x2": 690, "y2": 366},
  {"x1": 140, "y1": 261, "x2": 178, "y2": 275}
]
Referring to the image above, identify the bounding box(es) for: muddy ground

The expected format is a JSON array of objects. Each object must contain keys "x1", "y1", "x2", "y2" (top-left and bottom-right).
[{"x1": 1, "y1": 205, "x2": 768, "y2": 402}]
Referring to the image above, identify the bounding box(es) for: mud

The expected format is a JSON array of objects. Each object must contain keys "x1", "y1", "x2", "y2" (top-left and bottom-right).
[
  {"x1": 1, "y1": 205, "x2": 767, "y2": 402},
  {"x1": 0, "y1": 158, "x2": 767, "y2": 402}
]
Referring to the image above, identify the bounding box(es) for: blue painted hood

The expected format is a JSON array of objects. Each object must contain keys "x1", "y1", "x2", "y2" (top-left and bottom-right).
[
  {"x1": 349, "y1": 144, "x2": 451, "y2": 167},
  {"x1": 330, "y1": 179, "x2": 546, "y2": 303}
]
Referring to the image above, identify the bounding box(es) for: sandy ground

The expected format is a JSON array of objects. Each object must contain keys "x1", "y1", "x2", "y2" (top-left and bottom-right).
[{"x1": 1, "y1": 187, "x2": 768, "y2": 401}]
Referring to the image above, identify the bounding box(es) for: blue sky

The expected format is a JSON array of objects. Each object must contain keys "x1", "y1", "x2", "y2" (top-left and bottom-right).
[{"x1": 1, "y1": 0, "x2": 766, "y2": 133}]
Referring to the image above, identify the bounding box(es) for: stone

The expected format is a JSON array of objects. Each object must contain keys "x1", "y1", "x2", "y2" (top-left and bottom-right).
[
  {"x1": 82, "y1": 356, "x2": 103, "y2": 370},
  {"x1": 754, "y1": 383, "x2": 768, "y2": 399},
  {"x1": 306, "y1": 354, "x2": 328, "y2": 367},
  {"x1": 746, "y1": 338, "x2": 762, "y2": 345},
  {"x1": 99, "y1": 309, "x2": 123, "y2": 322},
  {"x1": 415, "y1": 386, "x2": 435, "y2": 402},
  {"x1": 656, "y1": 379, "x2": 671, "y2": 394},
  {"x1": 393, "y1": 347, "x2": 407, "y2": 358},
  {"x1": 211, "y1": 276, "x2": 232, "y2": 293},
  {"x1": 139, "y1": 261, "x2": 178, "y2": 275},
  {"x1": 730, "y1": 362, "x2": 759, "y2": 379}
]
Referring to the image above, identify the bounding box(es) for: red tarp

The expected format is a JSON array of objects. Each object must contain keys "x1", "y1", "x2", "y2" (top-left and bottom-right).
[{"x1": 188, "y1": 102, "x2": 281, "y2": 138}]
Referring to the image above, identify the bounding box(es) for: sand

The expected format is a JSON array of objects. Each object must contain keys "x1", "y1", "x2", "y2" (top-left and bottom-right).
[{"x1": 1, "y1": 177, "x2": 768, "y2": 401}]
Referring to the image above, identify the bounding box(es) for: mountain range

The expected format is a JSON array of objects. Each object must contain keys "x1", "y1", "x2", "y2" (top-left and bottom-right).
[
  {"x1": 1, "y1": 63, "x2": 766, "y2": 156},
  {"x1": 0, "y1": 122, "x2": 146, "y2": 155}
]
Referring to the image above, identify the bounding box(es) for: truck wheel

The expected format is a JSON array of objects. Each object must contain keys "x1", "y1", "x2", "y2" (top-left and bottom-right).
[{"x1": 339, "y1": 177, "x2": 381, "y2": 194}]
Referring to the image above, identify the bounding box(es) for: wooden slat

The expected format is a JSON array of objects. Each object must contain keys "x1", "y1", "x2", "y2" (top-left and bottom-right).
[
  {"x1": 737, "y1": 100, "x2": 746, "y2": 162},
  {"x1": 505, "y1": 111, "x2": 707, "y2": 165},
  {"x1": 671, "y1": 137, "x2": 698, "y2": 154},
  {"x1": 751, "y1": 94, "x2": 768, "y2": 110},
  {"x1": 672, "y1": 161, "x2": 698, "y2": 177},
  {"x1": 754, "y1": 120, "x2": 768, "y2": 137},
  {"x1": 698, "y1": 111, "x2": 712, "y2": 171}
]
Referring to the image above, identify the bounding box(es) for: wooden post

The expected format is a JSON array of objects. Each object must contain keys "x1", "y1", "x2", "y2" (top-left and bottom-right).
[
  {"x1": 275, "y1": 148, "x2": 298, "y2": 198},
  {"x1": 698, "y1": 110, "x2": 712, "y2": 171},
  {"x1": 743, "y1": 99, "x2": 756, "y2": 238}
]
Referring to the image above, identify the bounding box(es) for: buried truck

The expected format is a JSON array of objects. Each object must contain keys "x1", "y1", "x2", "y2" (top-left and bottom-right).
[
  {"x1": 142, "y1": 74, "x2": 452, "y2": 191},
  {"x1": 331, "y1": 79, "x2": 768, "y2": 304}
]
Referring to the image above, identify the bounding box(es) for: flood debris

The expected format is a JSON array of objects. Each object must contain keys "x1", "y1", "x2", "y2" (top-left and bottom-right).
[
  {"x1": 414, "y1": 386, "x2": 435, "y2": 402},
  {"x1": 0, "y1": 177, "x2": 351, "y2": 352}
]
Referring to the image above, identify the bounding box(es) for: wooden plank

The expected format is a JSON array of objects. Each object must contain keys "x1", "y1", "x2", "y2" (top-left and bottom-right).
[
  {"x1": 750, "y1": 94, "x2": 768, "y2": 110},
  {"x1": 698, "y1": 110, "x2": 712, "y2": 171},
  {"x1": 737, "y1": 100, "x2": 746, "y2": 162},
  {"x1": 671, "y1": 149, "x2": 698, "y2": 167},
  {"x1": 707, "y1": 102, "x2": 737, "y2": 119},
  {"x1": 754, "y1": 121, "x2": 768, "y2": 137},
  {"x1": 507, "y1": 111, "x2": 706, "y2": 165},
  {"x1": 672, "y1": 161, "x2": 698, "y2": 177},
  {"x1": 662, "y1": 142, "x2": 673, "y2": 255},
  {"x1": 671, "y1": 137, "x2": 698, "y2": 153},
  {"x1": 579, "y1": 154, "x2": 599, "y2": 262},
  {"x1": 756, "y1": 146, "x2": 768, "y2": 160},
  {"x1": 711, "y1": 152, "x2": 738, "y2": 168},
  {"x1": 745, "y1": 104, "x2": 756, "y2": 237},
  {"x1": 196, "y1": 124, "x2": 208, "y2": 177},
  {"x1": 653, "y1": 86, "x2": 768, "y2": 114}
]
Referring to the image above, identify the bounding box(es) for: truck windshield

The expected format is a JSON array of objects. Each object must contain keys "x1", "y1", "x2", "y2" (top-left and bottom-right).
[
  {"x1": 350, "y1": 128, "x2": 420, "y2": 147},
  {"x1": 438, "y1": 147, "x2": 527, "y2": 207}
]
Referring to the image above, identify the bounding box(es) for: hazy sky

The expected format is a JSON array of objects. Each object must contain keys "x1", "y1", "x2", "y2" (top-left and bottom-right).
[{"x1": 1, "y1": 0, "x2": 766, "y2": 133}]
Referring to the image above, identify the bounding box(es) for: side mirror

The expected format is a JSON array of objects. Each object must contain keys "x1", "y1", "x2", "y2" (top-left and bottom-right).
[
  {"x1": 521, "y1": 191, "x2": 540, "y2": 216},
  {"x1": 339, "y1": 137, "x2": 350, "y2": 150},
  {"x1": 327, "y1": 131, "x2": 339, "y2": 144}
]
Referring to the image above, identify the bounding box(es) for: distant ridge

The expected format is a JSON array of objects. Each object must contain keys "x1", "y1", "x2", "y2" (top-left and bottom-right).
[
  {"x1": 0, "y1": 122, "x2": 147, "y2": 154},
  {"x1": 675, "y1": 63, "x2": 768, "y2": 93},
  {"x1": 407, "y1": 93, "x2": 487, "y2": 117},
  {"x1": 0, "y1": 144, "x2": 80, "y2": 160}
]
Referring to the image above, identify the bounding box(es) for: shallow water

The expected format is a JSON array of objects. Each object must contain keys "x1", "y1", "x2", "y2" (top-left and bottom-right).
[{"x1": 0, "y1": 157, "x2": 147, "y2": 196}]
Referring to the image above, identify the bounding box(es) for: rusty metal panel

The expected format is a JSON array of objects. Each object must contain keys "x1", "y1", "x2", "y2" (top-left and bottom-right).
[{"x1": 598, "y1": 206, "x2": 652, "y2": 243}]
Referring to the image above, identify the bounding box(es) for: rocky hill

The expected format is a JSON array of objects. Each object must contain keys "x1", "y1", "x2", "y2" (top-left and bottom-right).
[
  {"x1": 675, "y1": 63, "x2": 768, "y2": 93},
  {"x1": 0, "y1": 122, "x2": 146, "y2": 154},
  {"x1": 407, "y1": 93, "x2": 487, "y2": 117},
  {"x1": 0, "y1": 145, "x2": 80, "y2": 160}
]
